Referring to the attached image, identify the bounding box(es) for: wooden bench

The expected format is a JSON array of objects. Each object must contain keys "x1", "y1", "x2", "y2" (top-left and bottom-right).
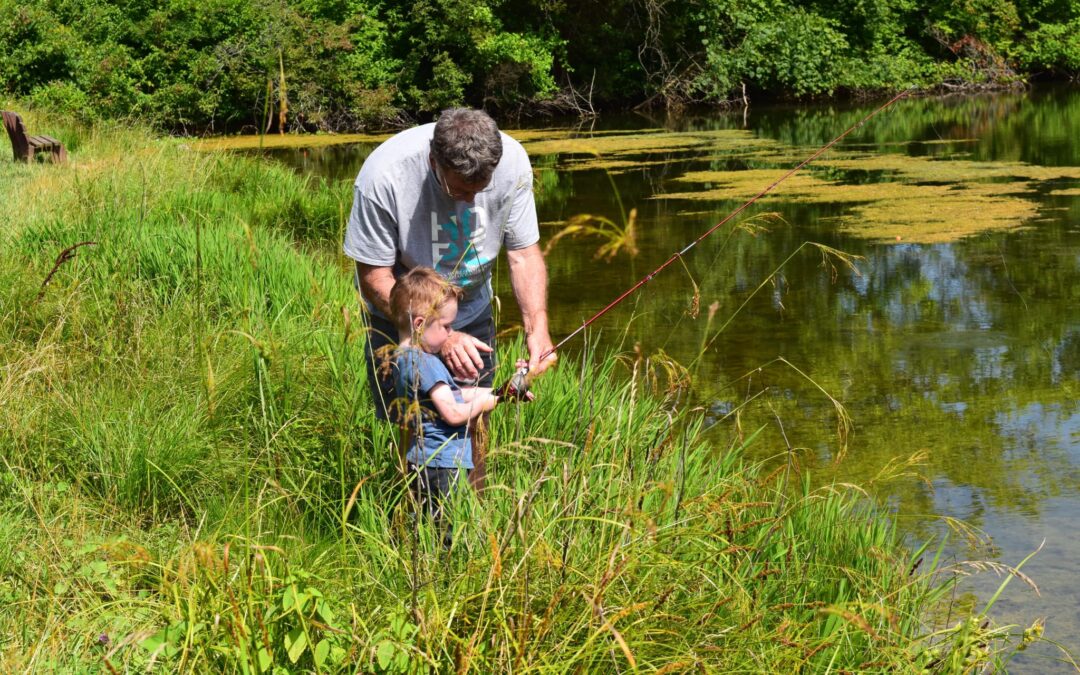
[{"x1": 2, "y1": 111, "x2": 67, "y2": 163}]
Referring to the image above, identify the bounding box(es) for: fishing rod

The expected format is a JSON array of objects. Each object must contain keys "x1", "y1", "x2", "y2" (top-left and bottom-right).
[
  {"x1": 529, "y1": 88, "x2": 910, "y2": 376},
  {"x1": 498, "y1": 89, "x2": 911, "y2": 398}
]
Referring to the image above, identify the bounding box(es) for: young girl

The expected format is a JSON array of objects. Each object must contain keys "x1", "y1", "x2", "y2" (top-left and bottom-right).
[{"x1": 388, "y1": 267, "x2": 529, "y2": 542}]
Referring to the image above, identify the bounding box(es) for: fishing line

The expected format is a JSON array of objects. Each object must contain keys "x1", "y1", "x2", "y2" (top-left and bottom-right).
[{"x1": 539, "y1": 88, "x2": 912, "y2": 364}]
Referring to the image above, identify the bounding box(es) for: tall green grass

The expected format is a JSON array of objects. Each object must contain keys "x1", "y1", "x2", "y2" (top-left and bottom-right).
[{"x1": 0, "y1": 108, "x2": 1034, "y2": 672}]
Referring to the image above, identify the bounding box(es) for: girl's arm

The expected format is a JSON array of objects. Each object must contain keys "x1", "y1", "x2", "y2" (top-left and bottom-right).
[
  {"x1": 458, "y1": 386, "x2": 493, "y2": 403},
  {"x1": 428, "y1": 384, "x2": 499, "y2": 426}
]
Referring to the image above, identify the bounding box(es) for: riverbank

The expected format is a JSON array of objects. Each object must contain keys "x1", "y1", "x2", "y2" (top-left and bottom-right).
[{"x1": 0, "y1": 108, "x2": 1030, "y2": 671}]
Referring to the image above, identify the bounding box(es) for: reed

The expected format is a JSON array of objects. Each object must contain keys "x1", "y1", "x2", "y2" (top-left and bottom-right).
[{"x1": 0, "y1": 109, "x2": 1040, "y2": 672}]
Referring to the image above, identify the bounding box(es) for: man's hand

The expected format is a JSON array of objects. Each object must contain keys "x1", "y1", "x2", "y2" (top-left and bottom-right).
[
  {"x1": 526, "y1": 330, "x2": 557, "y2": 376},
  {"x1": 440, "y1": 330, "x2": 493, "y2": 381}
]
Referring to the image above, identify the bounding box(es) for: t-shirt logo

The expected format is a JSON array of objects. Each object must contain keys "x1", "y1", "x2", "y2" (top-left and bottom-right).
[{"x1": 431, "y1": 207, "x2": 490, "y2": 287}]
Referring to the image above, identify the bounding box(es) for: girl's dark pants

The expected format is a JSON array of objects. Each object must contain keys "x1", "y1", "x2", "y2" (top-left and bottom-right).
[{"x1": 407, "y1": 464, "x2": 467, "y2": 548}]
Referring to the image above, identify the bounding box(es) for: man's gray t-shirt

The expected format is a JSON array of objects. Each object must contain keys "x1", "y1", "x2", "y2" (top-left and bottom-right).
[{"x1": 343, "y1": 123, "x2": 539, "y2": 327}]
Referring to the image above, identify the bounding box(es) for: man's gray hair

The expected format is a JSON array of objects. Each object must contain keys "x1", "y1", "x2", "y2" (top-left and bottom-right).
[{"x1": 430, "y1": 108, "x2": 503, "y2": 183}]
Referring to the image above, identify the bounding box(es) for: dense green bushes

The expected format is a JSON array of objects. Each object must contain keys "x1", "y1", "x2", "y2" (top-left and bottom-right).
[{"x1": 2, "y1": 0, "x2": 1078, "y2": 130}]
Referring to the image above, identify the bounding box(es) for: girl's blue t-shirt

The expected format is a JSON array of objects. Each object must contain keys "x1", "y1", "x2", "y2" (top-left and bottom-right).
[{"x1": 393, "y1": 347, "x2": 473, "y2": 469}]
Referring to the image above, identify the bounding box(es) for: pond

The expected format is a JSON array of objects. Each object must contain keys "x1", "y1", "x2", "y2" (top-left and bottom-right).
[{"x1": 241, "y1": 86, "x2": 1080, "y2": 670}]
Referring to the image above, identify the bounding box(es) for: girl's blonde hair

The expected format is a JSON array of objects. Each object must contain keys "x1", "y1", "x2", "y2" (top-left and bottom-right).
[{"x1": 388, "y1": 267, "x2": 464, "y2": 333}]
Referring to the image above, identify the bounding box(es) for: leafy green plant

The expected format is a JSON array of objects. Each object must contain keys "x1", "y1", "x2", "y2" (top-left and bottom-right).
[
  {"x1": 370, "y1": 612, "x2": 425, "y2": 673},
  {"x1": 136, "y1": 547, "x2": 353, "y2": 672}
]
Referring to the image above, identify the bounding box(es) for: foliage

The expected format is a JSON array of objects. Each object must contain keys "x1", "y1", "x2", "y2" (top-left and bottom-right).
[
  {"x1": 1014, "y1": 18, "x2": 1080, "y2": 74},
  {"x1": 2, "y1": 0, "x2": 1080, "y2": 130},
  {"x1": 394, "y1": 0, "x2": 562, "y2": 111},
  {"x1": 696, "y1": 4, "x2": 854, "y2": 98}
]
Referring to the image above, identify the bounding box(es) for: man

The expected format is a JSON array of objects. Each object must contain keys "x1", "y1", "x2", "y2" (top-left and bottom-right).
[{"x1": 344, "y1": 108, "x2": 556, "y2": 490}]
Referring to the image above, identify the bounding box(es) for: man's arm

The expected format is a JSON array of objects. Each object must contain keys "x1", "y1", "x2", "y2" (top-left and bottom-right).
[
  {"x1": 356, "y1": 262, "x2": 396, "y2": 317},
  {"x1": 506, "y1": 243, "x2": 557, "y2": 375}
]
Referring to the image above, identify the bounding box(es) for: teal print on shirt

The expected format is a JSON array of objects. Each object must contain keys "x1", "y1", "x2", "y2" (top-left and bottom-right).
[{"x1": 430, "y1": 207, "x2": 490, "y2": 286}]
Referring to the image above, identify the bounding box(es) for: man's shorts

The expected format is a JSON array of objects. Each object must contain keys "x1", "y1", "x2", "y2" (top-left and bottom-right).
[{"x1": 364, "y1": 311, "x2": 497, "y2": 422}]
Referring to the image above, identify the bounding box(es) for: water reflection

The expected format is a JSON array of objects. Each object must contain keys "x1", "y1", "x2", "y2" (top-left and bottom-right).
[{"x1": 257, "y1": 86, "x2": 1080, "y2": 668}]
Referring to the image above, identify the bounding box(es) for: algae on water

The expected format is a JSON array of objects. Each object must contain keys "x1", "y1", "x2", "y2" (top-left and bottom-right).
[
  {"x1": 523, "y1": 126, "x2": 1080, "y2": 242},
  {"x1": 519, "y1": 126, "x2": 1080, "y2": 243},
  {"x1": 518, "y1": 129, "x2": 776, "y2": 172},
  {"x1": 658, "y1": 151, "x2": 1080, "y2": 243},
  {"x1": 194, "y1": 125, "x2": 1080, "y2": 243},
  {"x1": 192, "y1": 132, "x2": 391, "y2": 151}
]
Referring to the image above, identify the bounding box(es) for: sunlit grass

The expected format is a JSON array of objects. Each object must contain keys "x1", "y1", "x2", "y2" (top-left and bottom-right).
[{"x1": 543, "y1": 208, "x2": 639, "y2": 260}]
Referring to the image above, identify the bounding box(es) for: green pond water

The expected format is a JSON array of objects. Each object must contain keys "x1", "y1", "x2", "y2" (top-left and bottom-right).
[{"x1": 254, "y1": 86, "x2": 1080, "y2": 670}]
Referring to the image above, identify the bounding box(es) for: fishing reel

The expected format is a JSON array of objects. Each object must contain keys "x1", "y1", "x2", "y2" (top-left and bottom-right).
[{"x1": 496, "y1": 363, "x2": 531, "y2": 402}]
